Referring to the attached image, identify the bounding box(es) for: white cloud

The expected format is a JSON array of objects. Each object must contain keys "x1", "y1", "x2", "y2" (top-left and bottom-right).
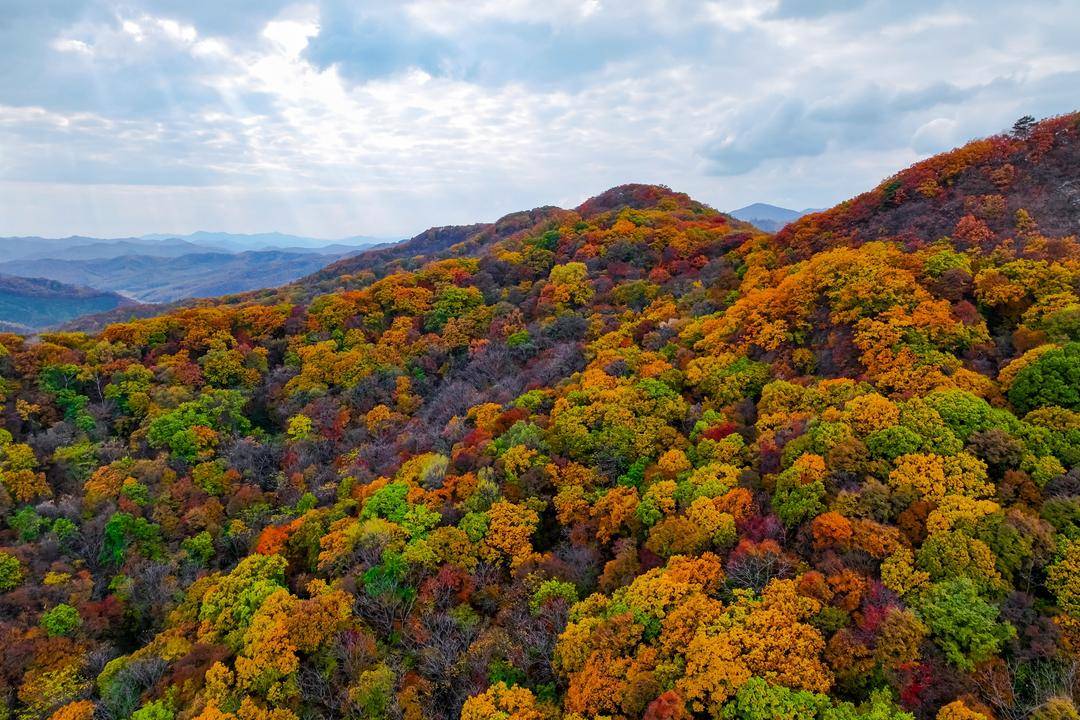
[
  {"x1": 912, "y1": 117, "x2": 960, "y2": 154},
  {"x1": 121, "y1": 20, "x2": 145, "y2": 40},
  {"x1": 51, "y1": 38, "x2": 93, "y2": 55},
  {"x1": 405, "y1": 0, "x2": 614, "y2": 32},
  {"x1": 262, "y1": 17, "x2": 319, "y2": 58},
  {"x1": 704, "y1": 0, "x2": 781, "y2": 31}
]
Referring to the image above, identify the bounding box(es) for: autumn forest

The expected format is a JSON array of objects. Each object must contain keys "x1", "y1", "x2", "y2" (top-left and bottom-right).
[{"x1": 1, "y1": 113, "x2": 1080, "y2": 720}]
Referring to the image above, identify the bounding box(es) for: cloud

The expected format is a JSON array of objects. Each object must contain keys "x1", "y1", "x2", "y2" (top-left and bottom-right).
[
  {"x1": 303, "y1": 0, "x2": 715, "y2": 88},
  {"x1": 701, "y1": 98, "x2": 829, "y2": 175},
  {"x1": 769, "y1": 0, "x2": 865, "y2": 19},
  {"x1": 0, "y1": 0, "x2": 1078, "y2": 237},
  {"x1": 699, "y1": 80, "x2": 994, "y2": 175},
  {"x1": 911, "y1": 117, "x2": 961, "y2": 154}
]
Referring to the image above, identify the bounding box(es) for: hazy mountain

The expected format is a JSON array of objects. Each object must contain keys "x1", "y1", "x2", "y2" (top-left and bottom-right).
[
  {"x1": 273, "y1": 243, "x2": 389, "y2": 255},
  {"x1": 729, "y1": 202, "x2": 817, "y2": 231},
  {"x1": 0, "y1": 236, "x2": 150, "y2": 263},
  {"x1": 0, "y1": 248, "x2": 364, "y2": 304},
  {"x1": 0, "y1": 231, "x2": 388, "y2": 264},
  {"x1": 0, "y1": 231, "x2": 394, "y2": 312},
  {"x1": 21, "y1": 238, "x2": 222, "y2": 262},
  {"x1": 139, "y1": 230, "x2": 389, "y2": 251},
  {"x1": 0, "y1": 273, "x2": 137, "y2": 330}
]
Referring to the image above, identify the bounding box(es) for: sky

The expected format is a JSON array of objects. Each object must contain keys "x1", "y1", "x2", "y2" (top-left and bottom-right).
[{"x1": 0, "y1": 0, "x2": 1077, "y2": 239}]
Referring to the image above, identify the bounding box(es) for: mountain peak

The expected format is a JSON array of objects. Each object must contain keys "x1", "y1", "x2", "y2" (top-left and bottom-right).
[{"x1": 574, "y1": 183, "x2": 697, "y2": 217}]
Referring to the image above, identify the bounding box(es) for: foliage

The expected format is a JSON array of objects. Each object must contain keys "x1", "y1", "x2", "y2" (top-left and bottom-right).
[
  {"x1": 40, "y1": 603, "x2": 82, "y2": 637},
  {"x1": 1008, "y1": 342, "x2": 1080, "y2": 413},
  {"x1": 0, "y1": 551, "x2": 24, "y2": 590},
  {"x1": 0, "y1": 115, "x2": 1077, "y2": 720},
  {"x1": 915, "y1": 579, "x2": 1015, "y2": 670}
]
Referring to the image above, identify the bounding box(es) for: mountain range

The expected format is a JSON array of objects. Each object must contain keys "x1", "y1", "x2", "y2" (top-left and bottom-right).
[
  {"x1": 138, "y1": 230, "x2": 388, "y2": 251},
  {"x1": 0, "y1": 210, "x2": 819, "y2": 330},
  {"x1": 0, "y1": 231, "x2": 394, "y2": 328},
  {"x1": 0, "y1": 231, "x2": 388, "y2": 263}
]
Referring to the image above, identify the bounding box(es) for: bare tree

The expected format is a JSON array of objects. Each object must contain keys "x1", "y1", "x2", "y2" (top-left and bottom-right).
[{"x1": 973, "y1": 657, "x2": 1078, "y2": 720}]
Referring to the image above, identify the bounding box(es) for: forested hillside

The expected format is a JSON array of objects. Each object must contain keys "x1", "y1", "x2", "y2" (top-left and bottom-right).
[{"x1": 1, "y1": 114, "x2": 1079, "y2": 720}]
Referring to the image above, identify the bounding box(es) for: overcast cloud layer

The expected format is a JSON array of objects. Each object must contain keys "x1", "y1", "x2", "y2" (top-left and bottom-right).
[{"x1": 1, "y1": 0, "x2": 1077, "y2": 238}]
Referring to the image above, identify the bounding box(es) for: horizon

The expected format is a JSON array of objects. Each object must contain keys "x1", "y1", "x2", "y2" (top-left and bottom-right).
[
  {"x1": 3, "y1": 1, "x2": 1078, "y2": 238},
  {"x1": 0, "y1": 229, "x2": 399, "y2": 243},
  {"x1": 0, "y1": 194, "x2": 810, "y2": 242}
]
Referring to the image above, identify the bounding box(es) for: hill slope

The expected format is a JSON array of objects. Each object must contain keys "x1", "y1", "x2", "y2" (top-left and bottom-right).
[
  {"x1": 777, "y1": 113, "x2": 1080, "y2": 259},
  {"x1": 0, "y1": 116, "x2": 1078, "y2": 720}
]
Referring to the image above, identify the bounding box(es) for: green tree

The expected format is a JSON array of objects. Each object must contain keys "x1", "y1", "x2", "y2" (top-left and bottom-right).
[
  {"x1": 866, "y1": 426, "x2": 922, "y2": 461},
  {"x1": 721, "y1": 676, "x2": 829, "y2": 720},
  {"x1": 131, "y1": 700, "x2": 174, "y2": 720},
  {"x1": 41, "y1": 603, "x2": 82, "y2": 637},
  {"x1": 350, "y1": 663, "x2": 396, "y2": 719},
  {"x1": 101, "y1": 512, "x2": 164, "y2": 566},
  {"x1": 361, "y1": 481, "x2": 410, "y2": 523},
  {"x1": 181, "y1": 531, "x2": 215, "y2": 566},
  {"x1": 10, "y1": 506, "x2": 45, "y2": 541},
  {"x1": 198, "y1": 553, "x2": 288, "y2": 649},
  {"x1": 146, "y1": 389, "x2": 251, "y2": 462},
  {"x1": 0, "y1": 551, "x2": 23, "y2": 591},
  {"x1": 916, "y1": 578, "x2": 1014, "y2": 670},
  {"x1": 772, "y1": 455, "x2": 828, "y2": 528},
  {"x1": 531, "y1": 579, "x2": 578, "y2": 614},
  {"x1": 426, "y1": 286, "x2": 484, "y2": 331},
  {"x1": 1008, "y1": 343, "x2": 1080, "y2": 413}
]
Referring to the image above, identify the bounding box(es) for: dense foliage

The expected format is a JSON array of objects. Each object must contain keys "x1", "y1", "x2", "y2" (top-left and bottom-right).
[{"x1": 1, "y1": 114, "x2": 1079, "y2": 720}]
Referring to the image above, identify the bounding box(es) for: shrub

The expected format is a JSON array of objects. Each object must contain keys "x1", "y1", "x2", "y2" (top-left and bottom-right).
[
  {"x1": 0, "y1": 551, "x2": 23, "y2": 591},
  {"x1": 41, "y1": 604, "x2": 82, "y2": 637}
]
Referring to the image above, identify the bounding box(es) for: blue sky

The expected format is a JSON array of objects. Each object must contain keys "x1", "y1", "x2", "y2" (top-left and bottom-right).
[{"x1": 0, "y1": 0, "x2": 1077, "y2": 238}]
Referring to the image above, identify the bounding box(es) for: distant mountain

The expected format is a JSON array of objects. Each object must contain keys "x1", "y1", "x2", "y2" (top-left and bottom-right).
[
  {"x1": 729, "y1": 203, "x2": 816, "y2": 232},
  {"x1": 0, "y1": 236, "x2": 150, "y2": 263},
  {"x1": 0, "y1": 248, "x2": 365, "y2": 304},
  {"x1": 22, "y1": 238, "x2": 221, "y2": 261},
  {"x1": 62, "y1": 186, "x2": 703, "y2": 329},
  {"x1": 139, "y1": 231, "x2": 389, "y2": 252},
  {"x1": 0, "y1": 274, "x2": 137, "y2": 330},
  {"x1": 0, "y1": 231, "x2": 389, "y2": 264},
  {"x1": 0, "y1": 230, "x2": 394, "y2": 312},
  {"x1": 274, "y1": 243, "x2": 386, "y2": 256}
]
